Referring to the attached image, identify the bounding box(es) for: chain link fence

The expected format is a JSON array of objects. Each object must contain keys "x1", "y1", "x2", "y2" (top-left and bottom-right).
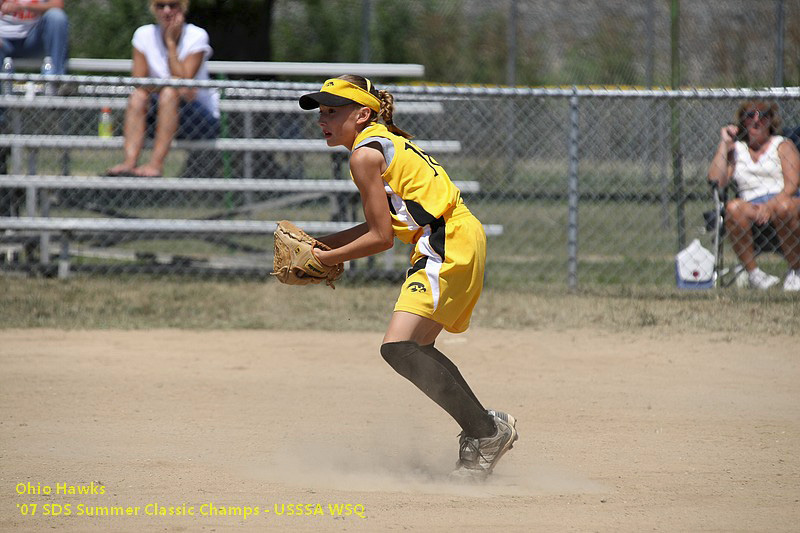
[{"x1": 0, "y1": 73, "x2": 798, "y2": 289}]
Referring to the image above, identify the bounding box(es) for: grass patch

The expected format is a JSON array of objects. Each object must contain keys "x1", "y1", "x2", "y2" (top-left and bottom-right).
[{"x1": 2, "y1": 276, "x2": 796, "y2": 336}]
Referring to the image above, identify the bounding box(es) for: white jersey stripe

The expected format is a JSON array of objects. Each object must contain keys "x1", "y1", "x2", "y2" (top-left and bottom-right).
[
  {"x1": 385, "y1": 183, "x2": 420, "y2": 232},
  {"x1": 417, "y1": 227, "x2": 443, "y2": 311}
]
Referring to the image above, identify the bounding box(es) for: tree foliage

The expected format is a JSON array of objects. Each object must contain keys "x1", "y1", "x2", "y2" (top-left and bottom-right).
[
  {"x1": 63, "y1": 0, "x2": 797, "y2": 87},
  {"x1": 562, "y1": 14, "x2": 638, "y2": 86},
  {"x1": 271, "y1": 0, "x2": 362, "y2": 63},
  {"x1": 65, "y1": 0, "x2": 153, "y2": 59}
]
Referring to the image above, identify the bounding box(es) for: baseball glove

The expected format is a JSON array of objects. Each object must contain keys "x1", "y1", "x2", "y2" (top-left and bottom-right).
[{"x1": 271, "y1": 220, "x2": 344, "y2": 289}]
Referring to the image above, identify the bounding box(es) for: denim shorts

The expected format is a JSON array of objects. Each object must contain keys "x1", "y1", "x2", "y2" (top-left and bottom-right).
[
  {"x1": 146, "y1": 97, "x2": 220, "y2": 140},
  {"x1": 749, "y1": 191, "x2": 800, "y2": 204}
]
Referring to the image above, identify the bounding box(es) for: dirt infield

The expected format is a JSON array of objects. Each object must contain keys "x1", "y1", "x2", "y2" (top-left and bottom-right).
[{"x1": 1, "y1": 328, "x2": 797, "y2": 532}]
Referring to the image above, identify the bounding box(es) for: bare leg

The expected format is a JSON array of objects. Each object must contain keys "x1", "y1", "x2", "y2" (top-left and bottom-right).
[
  {"x1": 134, "y1": 87, "x2": 180, "y2": 177},
  {"x1": 107, "y1": 87, "x2": 150, "y2": 174},
  {"x1": 725, "y1": 198, "x2": 758, "y2": 271},
  {"x1": 771, "y1": 195, "x2": 800, "y2": 269},
  {"x1": 383, "y1": 310, "x2": 443, "y2": 345}
]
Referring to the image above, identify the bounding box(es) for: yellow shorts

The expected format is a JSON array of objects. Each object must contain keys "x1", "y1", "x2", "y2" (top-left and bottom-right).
[{"x1": 394, "y1": 203, "x2": 486, "y2": 333}]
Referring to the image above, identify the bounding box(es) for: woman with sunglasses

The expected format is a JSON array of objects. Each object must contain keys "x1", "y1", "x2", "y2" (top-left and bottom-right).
[
  {"x1": 295, "y1": 75, "x2": 518, "y2": 480},
  {"x1": 107, "y1": 0, "x2": 219, "y2": 177},
  {"x1": 708, "y1": 100, "x2": 800, "y2": 291}
]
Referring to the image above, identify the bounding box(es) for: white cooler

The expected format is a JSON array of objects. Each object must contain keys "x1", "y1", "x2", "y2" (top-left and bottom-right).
[{"x1": 675, "y1": 239, "x2": 715, "y2": 289}]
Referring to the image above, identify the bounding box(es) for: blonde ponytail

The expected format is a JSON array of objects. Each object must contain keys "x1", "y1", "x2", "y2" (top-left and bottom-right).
[{"x1": 378, "y1": 90, "x2": 412, "y2": 139}]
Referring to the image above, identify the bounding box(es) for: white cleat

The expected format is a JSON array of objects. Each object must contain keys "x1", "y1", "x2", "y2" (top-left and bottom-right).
[{"x1": 450, "y1": 410, "x2": 518, "y2": 481}]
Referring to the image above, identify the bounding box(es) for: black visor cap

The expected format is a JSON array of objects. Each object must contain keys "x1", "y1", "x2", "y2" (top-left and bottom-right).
[{"x1": 298, "y1": 92, "x2": 355, "y2": 110}]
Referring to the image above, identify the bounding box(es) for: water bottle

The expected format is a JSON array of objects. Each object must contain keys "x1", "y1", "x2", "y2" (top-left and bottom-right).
[
  {"x1": 1, "y1": 57, "x2": 13, "y2": 95},
  {"x1": 41, "y1": 56, "x2": 54, "y2": 96},
  {"x1": 98, "y1": 107, "x2": 113, "y2": 138}
]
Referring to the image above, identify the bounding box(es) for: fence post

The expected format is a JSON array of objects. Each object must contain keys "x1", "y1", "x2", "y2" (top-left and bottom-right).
[
  {"x1": 567, "y1": 91, "x2": 580, "y2": 290},
  {"x1": 774, "y1": 0, "x2": 785, "y2": 87},
  {"x1": 506, "y1": 0, "x2": 517, "y2": 87},
  {"x1": 216, "y1": 73, "x2": 235, "y2": 209},
  {"x1": 504, "y1": 0, "x2": 519, "y2": 190},
  {"x1": 671, "y1": 99, "x2": 685, "y2": 251},
  {"x1": 670, "y1": 0, "x2": 686, "y2": 251},
  {"x1": 361, "y1": 0, "x2": 372, "y2": 63}
]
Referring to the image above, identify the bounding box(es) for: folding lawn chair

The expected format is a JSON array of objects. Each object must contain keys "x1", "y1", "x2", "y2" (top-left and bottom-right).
[{"x1": 705, "y1": 183, "x2": 783, "y2": 287}]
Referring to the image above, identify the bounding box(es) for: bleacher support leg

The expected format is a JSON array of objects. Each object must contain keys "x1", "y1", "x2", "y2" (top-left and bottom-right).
[{"x1": 57, "y1": 232, "x2": 70, "y2": 279}]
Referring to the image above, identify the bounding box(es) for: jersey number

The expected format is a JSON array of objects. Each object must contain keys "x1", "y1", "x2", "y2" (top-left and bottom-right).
[{"x1": 404, "y1": 142, "x2": 442, "y2": 177}]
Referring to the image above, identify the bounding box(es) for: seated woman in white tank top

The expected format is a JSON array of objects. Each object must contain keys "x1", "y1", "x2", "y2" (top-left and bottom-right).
[{"x1": 707, "y1": 100, "x2": 800, "y2": 291}]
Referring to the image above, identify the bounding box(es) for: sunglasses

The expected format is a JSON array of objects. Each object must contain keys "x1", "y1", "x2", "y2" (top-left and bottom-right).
[
  {"x1": 742, "y1": 110, "x2": 771, "y2": 122},
  {"x1": 154, "y1": 2, "x2": 181, "y2": 10}
]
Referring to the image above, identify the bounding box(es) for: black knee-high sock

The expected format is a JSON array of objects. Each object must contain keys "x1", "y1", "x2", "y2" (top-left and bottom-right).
[
  {"x1": 419, "y1": 342, "x2": 485, "y2": 410},
  {"x1": 380, "y1": 341, "x2": 495, "y2": 438}
]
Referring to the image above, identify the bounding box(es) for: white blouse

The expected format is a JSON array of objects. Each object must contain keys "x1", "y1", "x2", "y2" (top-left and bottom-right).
[
  {"x1": 732, "y1": 136, "x2": 787, "y2": 201},
  {"x1": 132, "y1": 23, "x2": 219, "y2": 118}
]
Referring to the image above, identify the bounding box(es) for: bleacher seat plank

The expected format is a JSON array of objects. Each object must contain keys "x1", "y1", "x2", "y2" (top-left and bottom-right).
[
  {"x1": 10, "y1": 58, "x2": 425, "y2": 78},
  {"x1": 0, "y1": 135, "x2": 461, "y2": 154},
  {"x1": 0, "y1": 216, "x2": 504, "y2": 236},
  {"x1": 0, "y1": 95, "x2": 445, "y2": 114},
  {"x1": 0, "y1": 175, "x2": 481, "y2": 193}
]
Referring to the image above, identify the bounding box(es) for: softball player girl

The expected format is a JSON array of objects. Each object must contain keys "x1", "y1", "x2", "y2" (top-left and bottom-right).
[{"x1": 299, "y1": 75, "x2": 517, "y2": 479}]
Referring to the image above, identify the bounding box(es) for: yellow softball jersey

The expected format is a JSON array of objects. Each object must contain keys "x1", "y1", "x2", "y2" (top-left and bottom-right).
[
  {"x1": 352, "y1": 123, "x2": 462, "y2": 243},
  {"x1": 351, "y1": 123, "x2": 486, "y2": 333}
]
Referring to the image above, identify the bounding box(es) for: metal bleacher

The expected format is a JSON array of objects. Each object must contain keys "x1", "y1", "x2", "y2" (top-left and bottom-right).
[{"x1": 0, "y1": 60, "x2": 502, "y2": 279}]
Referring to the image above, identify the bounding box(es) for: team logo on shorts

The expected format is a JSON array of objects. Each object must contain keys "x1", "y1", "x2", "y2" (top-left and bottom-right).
[{"x1": 407, "y1": 281, "x2": 427, "y2": 293}]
